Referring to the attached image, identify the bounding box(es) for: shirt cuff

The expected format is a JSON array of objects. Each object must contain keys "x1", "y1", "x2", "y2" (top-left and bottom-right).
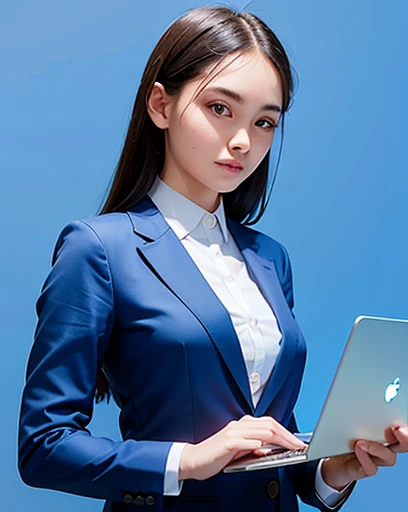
[
  {"x1": 315, "y1": 459, "x2": 354, "y2": 509},
  {"x1": 163, "y1": 442, "x2": 187, "y2": 496}
]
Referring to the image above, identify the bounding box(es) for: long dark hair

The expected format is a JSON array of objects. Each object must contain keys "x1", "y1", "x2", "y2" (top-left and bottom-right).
[{"x1": 95, "y1": 4, "x2": 297, "y2": 403}]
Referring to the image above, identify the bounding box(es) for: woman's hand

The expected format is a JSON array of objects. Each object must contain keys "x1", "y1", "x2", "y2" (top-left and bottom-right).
[
  {"x1": 321, "y1": 424, "x2": 408, "y2": 491},
  {"x1": 179, "y1": 415, "x2": 306, "y2": 481}
]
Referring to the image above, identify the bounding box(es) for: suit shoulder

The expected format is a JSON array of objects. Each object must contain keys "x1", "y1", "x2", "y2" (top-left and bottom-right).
[
  {"x1": 230, "y1": 220, "x2": 292, "y2": 283},
  {"x1": 52, "y1": 213, "x2": 133, "y2": 260},
  {"x1": 60, "y1": 212, "x2": 133, "y2": 243},
  {"x1": 238, "y1": 223, "x2": 294, "y2": 306},
  {"x1": 236, "y1": 222, "x2": 289, "y2": 261}
]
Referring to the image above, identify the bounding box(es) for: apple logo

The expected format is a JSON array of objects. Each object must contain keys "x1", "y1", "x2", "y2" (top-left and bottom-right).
[{"x1": 384, "y1": 377, "x2": 401, "y2": 403}]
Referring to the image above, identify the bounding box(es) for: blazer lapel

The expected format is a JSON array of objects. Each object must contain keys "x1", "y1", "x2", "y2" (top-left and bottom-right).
[
  {"x1": 227, "y1": 219, "x2": 300, "y2": 417},
  {"x1": 127, "y1": 196, "x2": 300, "y2": 417},
  {"x1": 127, "y1": 196, "x2": 255, "y2": 413}
]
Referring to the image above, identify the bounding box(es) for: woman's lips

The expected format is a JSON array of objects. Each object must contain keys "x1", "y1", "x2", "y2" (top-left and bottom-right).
[{"x1": 216, "y1": 163, "x2": 243, "y2": 174}]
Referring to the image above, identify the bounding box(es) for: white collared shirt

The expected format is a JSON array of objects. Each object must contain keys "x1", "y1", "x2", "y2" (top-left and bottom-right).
[
  {"x1": 148, "y1": 175, "x2": 282, "y2": 407},
  {"x1": 147, "y1": 176, "x2": 350, "y2": 506}
]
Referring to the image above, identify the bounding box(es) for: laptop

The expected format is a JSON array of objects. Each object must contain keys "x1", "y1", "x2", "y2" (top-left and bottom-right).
[{"x1": 224, "y1": 315, "x2": 408, "y2": 473}]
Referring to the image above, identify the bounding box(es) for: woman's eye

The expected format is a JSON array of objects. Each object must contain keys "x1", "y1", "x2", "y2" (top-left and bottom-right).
[
  {"x1": 256, "y1": 119, "x2": 277, "y2": 130},
  {"x1": 209, "y1": 103, "x2": 230, "y2": 116}
]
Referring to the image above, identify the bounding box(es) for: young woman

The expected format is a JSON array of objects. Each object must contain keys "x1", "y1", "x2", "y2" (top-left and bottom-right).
[{"x1": 18, "y1": 5, "x2": 408, "y2": 512}]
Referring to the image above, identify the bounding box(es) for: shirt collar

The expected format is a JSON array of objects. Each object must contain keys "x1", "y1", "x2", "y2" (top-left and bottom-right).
[{"x1": 147, "y1": 175, "x2": 229, "y2": 243}]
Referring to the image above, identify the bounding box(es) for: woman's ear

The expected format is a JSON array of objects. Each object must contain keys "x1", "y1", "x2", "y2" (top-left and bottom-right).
[{"x1": 146, "y1": 82, "x2": 173, "y2": 129}]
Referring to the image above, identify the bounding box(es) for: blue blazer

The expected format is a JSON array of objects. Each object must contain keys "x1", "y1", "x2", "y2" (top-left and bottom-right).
[{"x1": 18, "y1": 195, "x2": 348, "y2": 512}]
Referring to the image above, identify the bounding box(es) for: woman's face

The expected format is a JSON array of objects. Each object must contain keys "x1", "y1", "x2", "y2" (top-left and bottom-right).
[{"x1": 147, "y1": 49, "x2": 283, "y2": 212}]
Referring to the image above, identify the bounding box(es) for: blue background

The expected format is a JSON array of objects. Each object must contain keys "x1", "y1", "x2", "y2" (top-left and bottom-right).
[{"x1": 1, "y1": 0, "x2": 406, "y2": 509}]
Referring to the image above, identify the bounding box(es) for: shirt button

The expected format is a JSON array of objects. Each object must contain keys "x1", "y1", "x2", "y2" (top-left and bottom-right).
[
  {"x1": 248, "y1": 316, "x2": 258, "y2": 328},
  {"x1": 226, "y1": 274, "x2": 234, "y2": 282},
  {"x1": 203, "y1": 214, "x2": 217, "y2": 229},
  {"x1": 249, "y1": 372, "x2": 261, "y2": 392}
]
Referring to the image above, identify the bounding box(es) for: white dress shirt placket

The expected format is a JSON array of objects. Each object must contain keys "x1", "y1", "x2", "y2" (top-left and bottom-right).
[{"x1": 198, "y1": 214, "x2": 268, "y2": 401}]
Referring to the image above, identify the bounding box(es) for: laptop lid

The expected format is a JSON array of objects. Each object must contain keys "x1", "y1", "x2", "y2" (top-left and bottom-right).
[{"x1": 307, "y1": 315, "x2": 408, "y2": 461}]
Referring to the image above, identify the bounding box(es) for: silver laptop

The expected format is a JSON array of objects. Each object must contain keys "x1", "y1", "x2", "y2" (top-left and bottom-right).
[{"x1": 224, "y1": 315, "x2": 408, "y2": 473}]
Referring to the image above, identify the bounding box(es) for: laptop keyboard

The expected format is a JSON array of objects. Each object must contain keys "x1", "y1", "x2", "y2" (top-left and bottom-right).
[
  {"x1": 223, "y1": 445, "x2": 309, "y2": 473},
  {"x1": 260, "y1": 445, "x2": 308, "y2": 462}
]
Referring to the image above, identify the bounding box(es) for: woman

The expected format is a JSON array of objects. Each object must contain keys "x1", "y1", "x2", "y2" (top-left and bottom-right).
[{"x1": 17, "y1": 5, "x2": 408, "y2": 512}]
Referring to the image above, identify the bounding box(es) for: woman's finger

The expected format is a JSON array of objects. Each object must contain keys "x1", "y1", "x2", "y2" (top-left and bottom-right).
[
  {"x1": 224, "y1": 437, "x2": 263, "y2": 453},
  {"x1": 270, "y1": 430, "x2": 306, "y2": 450},
  {"x1": 252, "y1": 448, "x2": 268, "y2": 457},
  {"x1": 240, "y1": 427, "x2": 304, "y2": 451},
  {"x1": 357, "y1": 441, "x2": 397, "y2": 467},
  {"x1": 237, "y1": 416, "x2": 306, "y2": 449},
  {"x1": 384, "y1": 425, "x2": 399, "y2": 445},
  {"x1": 259, "y1": 416, "x2": 306, "y2": 449},
  {"x1": 354, "y1": 442, "x2": 379, "y2": 477},
  {"x1": 231, "y1": 448, "x2": 259, "y2": 461},
  {"x1": 231, "y1": 428, "x2": 283, "y2": 444},
  {"x1": 390, "y1": 426, "x2": 408, "y2": 452}
]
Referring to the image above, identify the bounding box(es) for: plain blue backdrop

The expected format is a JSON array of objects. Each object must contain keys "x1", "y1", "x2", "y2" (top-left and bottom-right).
[{"x1": 1, "y1": 1, "x2": 406, "y2": 510}]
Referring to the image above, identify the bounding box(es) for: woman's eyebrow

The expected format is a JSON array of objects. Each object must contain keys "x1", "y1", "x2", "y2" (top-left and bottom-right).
[{"x1": 203, "y1": 86, "x2": 281, "y2": 113}]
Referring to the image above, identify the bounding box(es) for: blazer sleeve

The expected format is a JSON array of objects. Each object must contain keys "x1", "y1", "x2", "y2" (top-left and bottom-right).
[
  {"x1": 17, "y1": 220, "x2": 172, "y2": 506},
  {"x1": 279, "y1": 243, "x2": 354, "y2": 511}
]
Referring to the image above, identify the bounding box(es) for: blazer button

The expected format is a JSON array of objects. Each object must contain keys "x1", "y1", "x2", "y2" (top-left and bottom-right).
[
  {"x1": 146, "y1": 495, "x2": 155, "y2": 506},
  {"x1": 134, "y1": 495, "x2": 145, "y2": 506},
  {"x1": 268, "y1": 480, "x2": 279, "y2": 499},
  {"x1": 124, "y1": 494, "x2": 133, "y2": 504}
]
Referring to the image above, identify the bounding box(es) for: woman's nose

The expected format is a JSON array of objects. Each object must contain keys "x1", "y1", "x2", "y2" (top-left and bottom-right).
[{"x1": 228, "y1": 128, "x2": 250, "y2": 153}]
